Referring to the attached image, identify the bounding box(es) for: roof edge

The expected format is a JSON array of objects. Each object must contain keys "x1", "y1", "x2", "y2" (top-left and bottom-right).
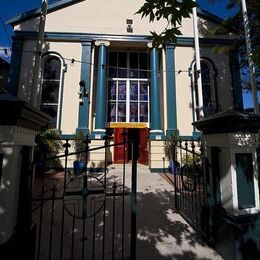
[
  {"x1": 7, "y1": 1, "x2": 224, "y2": 27},
  {"x1": 6, "y1": 0, "x2": 85, "y2": 26},
  {"x1": 197, "y1": 7, "x2": 224, "y2": 25}
]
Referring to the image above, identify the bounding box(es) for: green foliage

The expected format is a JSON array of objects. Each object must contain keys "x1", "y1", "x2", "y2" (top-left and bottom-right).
[
  {"x1": 136, "y1": 0, "x2": 197, "y2": 46},
  {"x1": 164, "y1": 132, "x2": 179, "y2": 161},
  {"x1": 73, "y1": 131, "x2": 88, "y2": 162},
  {"x1": 209, "y1": 0, "x2": 260, "y2": 87},
  {"x1": 35, "y1": 128, "x2": 63, "y2": 159},
  {"x1": 182, "y1": 153, "x2": 201, "y2": 168}
]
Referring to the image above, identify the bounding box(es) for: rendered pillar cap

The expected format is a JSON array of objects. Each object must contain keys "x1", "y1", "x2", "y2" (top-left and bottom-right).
[{"x1": 193, "y1": 110, "x2": 260, "y2": 134}]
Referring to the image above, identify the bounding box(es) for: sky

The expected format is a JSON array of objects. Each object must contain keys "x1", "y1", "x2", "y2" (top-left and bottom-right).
[{"x1": 0, "y1": 0, "x2": 255, "y2": 108}]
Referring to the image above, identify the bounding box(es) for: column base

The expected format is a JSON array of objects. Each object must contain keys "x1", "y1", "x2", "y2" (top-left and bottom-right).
[
  {"x1": 192, "y1": 131, "x2": 201, "y2": 140},
  {"x1": 149, "y1": 130, "x2": 164, "y2": 140},
  {"x1": 76, "y1": 127, "x2": 89, "y2": 135},
  {"x1": 166, "y1": 129, "x2": 179, "y2": 137},
  {"x1": 90, "y1": 129, "x2": 106, "y2": 140}
]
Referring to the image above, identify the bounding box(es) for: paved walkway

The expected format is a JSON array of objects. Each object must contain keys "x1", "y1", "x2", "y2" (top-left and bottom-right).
[{"x1": 107, "y1": 163, "x2": 222, "y2": 260}]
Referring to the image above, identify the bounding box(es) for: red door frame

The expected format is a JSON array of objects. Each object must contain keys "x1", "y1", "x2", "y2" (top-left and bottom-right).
[
  {"x1": 113, "y1": 128, "x2": 148, "y2": 165},
  {"x1": 138, "y1": 128, "x2": 149, "y2": 165},
  {"x1": 113, "y1": 128, "x2": 128, "y2": 163}
]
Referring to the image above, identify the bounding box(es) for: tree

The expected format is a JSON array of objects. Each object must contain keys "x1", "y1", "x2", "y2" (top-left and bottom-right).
[
  {"x1": 210, "y1": 0, "x2": 260, "y2": 90},
  {"x1": 137, "y1": 0, "x2": 259, "y2": 93},
  {"x1": 136, "y1": 0, "x2": 197, "y2": 46}
]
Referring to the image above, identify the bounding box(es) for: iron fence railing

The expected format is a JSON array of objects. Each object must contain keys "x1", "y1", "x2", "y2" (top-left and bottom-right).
[{"x1": 31, "y1": 131, "x2": 137, "y2": 260}]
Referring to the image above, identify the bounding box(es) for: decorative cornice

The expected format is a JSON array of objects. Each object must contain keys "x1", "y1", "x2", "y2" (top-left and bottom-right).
[
  {"x1": 13, "y1": 31, "x2": 235, "y2": 46},
  {"x1": 193, "y1": 110, "x2": 260, "y2": 134}
]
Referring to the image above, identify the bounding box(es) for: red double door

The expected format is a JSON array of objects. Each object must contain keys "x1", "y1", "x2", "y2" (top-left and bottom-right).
[{"x1": 114, "y1": 128, "x2": 148, "y2": 165}]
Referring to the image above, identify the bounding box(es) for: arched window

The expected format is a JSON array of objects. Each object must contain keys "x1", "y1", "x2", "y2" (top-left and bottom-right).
[
  {"x1": 194, "y1": 59, "x2": 218, "y2": 117},
  {"x1": 41, "y1": 56, "x2": 61, "y2": 127}
]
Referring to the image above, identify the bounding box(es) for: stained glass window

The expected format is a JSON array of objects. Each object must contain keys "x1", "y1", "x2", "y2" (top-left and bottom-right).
[{"x1": 107, "y1": 52, "x2": 149, "y2": 123}]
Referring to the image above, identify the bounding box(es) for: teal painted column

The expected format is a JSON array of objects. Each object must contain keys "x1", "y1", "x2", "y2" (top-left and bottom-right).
[
  {"x1": 166, "y1": 44, "x2": 178, "y2": 137},
  {"x1": 149, "y1": 47, "x2": 163, "y2": 139},
  {"x1": 7, "y1": 37, "x2": 23, "y2": 96},
  {"x1": 77, "y1": 41, "x2": 92, "y2": 134},
  {"x1": 93, "y1": 41, "x2": 109, "y2": 138}
]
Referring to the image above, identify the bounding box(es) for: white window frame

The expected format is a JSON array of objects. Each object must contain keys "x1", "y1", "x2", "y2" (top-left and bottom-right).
[
  {"x1": 40, "y1": 54, "x2": 63, "y2": 128},
  {"x1": 107, "y1": 51, "x2": 150, "y2": 125}
]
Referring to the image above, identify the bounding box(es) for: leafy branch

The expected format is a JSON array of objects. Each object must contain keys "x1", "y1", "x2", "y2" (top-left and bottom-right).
[{"x1": 136, "y1": 0, "x2": 197, "y2": 46}]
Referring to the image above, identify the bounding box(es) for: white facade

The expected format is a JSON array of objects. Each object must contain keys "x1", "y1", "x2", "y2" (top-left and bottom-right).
[{"x1": 7, "y1": 0, "x2": 241, "y2": 170}]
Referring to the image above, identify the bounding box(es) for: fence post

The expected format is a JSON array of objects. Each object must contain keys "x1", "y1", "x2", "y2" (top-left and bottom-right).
[{"x1": 130, "y1": 139, "x2": 137, "y2": 260}]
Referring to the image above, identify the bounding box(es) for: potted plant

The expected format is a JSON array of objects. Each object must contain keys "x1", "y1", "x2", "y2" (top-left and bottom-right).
[
  {"x1": 164, "y1": 132, "x2": 180, "y2": 174},
  {"x1": 34, "y1": 128, "x2": 63, "y2": 172},
  {"x1": 73, "y1": 131, "x2": 89, "y2": 175}
]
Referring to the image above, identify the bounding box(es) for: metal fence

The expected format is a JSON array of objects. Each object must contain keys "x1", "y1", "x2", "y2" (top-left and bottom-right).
[
  {"x1": 170, "y1": 139, "x2": 210, "y2": 238},
  {"x1": 31, "y1": 133, "x2": 137, "y2": 260}
]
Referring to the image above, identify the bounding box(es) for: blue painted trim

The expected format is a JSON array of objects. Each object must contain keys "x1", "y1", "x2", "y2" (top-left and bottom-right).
[
  {"x1": 166, "y1": 129, "x2": 179, "y2": 137},
  {"x1": 89, "y1": 132, "x2": 106, "y2": 140},
  {"x1": 149, "y1": 132, "x2": 165, "y2": 140},
  {"x1": 166, "y1": 44, "x2": 178, "y2": 134},
  {"x1": 13, "y1": 31, "x2": 235, "y2": 46},
  {"x1": 7, "y1": 38, "x2": 23, "y2": 96},
  {"x1": 7, "y1": 0, "x2": 84, "y2": 26},
  {"x1": 192, "y1": 131, "x2": 201, "y2": 140},
  {"x1": 230, "y1": 51, "x2": 243, "y2": 110},
  {"x1": 94, "y1": 44, "x2": 107, "y2": 131},
  {"x1": 77, "y1": 41, "x2": 92, "y2": 134},
  {"x1": 150, "y1": 48, "x2": 161, "y2": 132},
  {"x1": 61, "y1": 134, "x2": 75, "y2": 139}
]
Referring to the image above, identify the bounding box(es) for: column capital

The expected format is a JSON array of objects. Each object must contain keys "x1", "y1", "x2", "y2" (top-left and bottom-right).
[
  {"x1": 147, "y1": 42, "x2": 162, "y2": 49},
  {"x1": 94, "y1": 40, "x2": 110, "y2": 47}
]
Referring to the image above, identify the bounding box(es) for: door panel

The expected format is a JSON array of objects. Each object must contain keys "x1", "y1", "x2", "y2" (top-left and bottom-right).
[
  {"x1": 139, "y1": 128, "x2": 149, "y2": 165},
  {"x1": 114, "y1": 128, "x2": 128, "y2": 163}
]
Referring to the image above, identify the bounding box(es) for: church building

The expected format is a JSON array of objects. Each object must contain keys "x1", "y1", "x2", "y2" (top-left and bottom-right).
[{"x1": 6, "y1": 0, "x2": 242, "y2": 171}]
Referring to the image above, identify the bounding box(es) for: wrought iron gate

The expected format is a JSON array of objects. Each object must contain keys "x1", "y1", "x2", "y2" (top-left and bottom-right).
[
  {"x1": 172, "y1": 139, "x2": 210, "y2": 237},
  {"x1": 31, "y1": 133, "x2": 137, "y2": 260}
]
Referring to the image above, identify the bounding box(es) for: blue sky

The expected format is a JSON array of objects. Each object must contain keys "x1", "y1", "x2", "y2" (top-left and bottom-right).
[{"x1": 0, "y1": 0, "x2": 255, "y2": 108}]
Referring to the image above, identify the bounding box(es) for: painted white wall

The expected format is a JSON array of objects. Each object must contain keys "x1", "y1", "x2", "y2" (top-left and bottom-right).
[
  {"x1": 17, "y1": 40, "x2": 37, "y2": 103},
  {"x1": 17, "y1": 40, "x2": 82, "y2": 134},
  {"x1": 14, "y1": 0, "x2": 236, "y2": 41},
  {"x1": 48, "y1": 42, "x2": 82, "y2": 134},
  {"x1": 0, "y1": 126, "x2": 36, "y2": 244},
  {"x1": 175, "y1": 46, "x2": 194, "y2": 136},
  {"x1": 204, "y1": 133, "x2": 260, "y2": 215}
]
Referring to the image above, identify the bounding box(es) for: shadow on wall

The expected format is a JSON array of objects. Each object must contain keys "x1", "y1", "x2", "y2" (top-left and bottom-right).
[{"x1": 10, "y1": 19, "x2": 50, "y2": 103}]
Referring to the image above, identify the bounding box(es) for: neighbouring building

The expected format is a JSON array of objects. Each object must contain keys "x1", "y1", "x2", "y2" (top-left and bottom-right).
[
  {"x1": 0, "y1": 57, "x2": 9, "y2": 91},
  {"x1": 6, "y1": 0, "x2": 242, "y2": 171}
]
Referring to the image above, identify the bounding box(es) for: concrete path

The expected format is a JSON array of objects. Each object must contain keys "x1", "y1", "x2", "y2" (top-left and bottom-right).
[{"x1": 107, "y1": 163, "x2": 223, "y2": 260}]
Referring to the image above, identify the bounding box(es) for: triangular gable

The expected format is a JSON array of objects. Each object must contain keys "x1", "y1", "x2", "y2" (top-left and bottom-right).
[{"x1": 7, "y1": 0, "x2": 223, "y2": 27}]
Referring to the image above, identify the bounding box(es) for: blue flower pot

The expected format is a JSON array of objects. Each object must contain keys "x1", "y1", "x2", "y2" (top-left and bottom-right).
[{"x1": 73, "y1": 160, "x2": 85, "y2": 175}]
